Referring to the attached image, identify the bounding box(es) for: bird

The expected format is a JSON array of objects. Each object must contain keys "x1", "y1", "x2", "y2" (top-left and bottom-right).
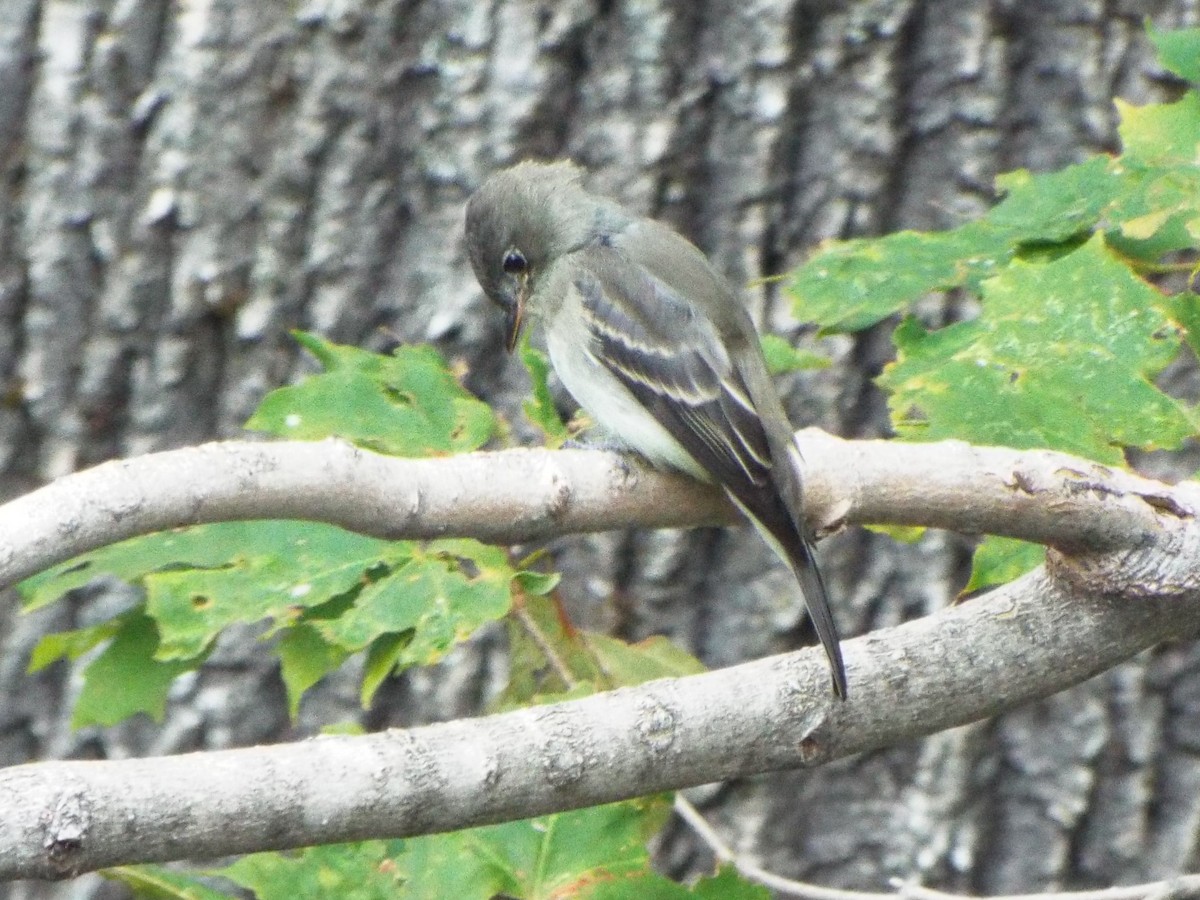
[{"x1": 464, "y1": 160, "x2": 847, "y2": 699}]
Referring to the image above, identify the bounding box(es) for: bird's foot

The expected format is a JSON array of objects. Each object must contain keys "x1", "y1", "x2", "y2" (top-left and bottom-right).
[
  {"x1": 561, "y1": 433, "x2": 639, "y2": 477},
  {"x1": 562, "y1": 435, "x2": 628, "y2": 453},
  {"x1": 561, "y1": 424, "x2": 629, "y2": 454}
]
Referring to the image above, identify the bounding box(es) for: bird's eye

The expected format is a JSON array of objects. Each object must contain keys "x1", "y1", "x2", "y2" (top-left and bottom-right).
[{"x1": 502, "y1": 250, "x2": 528, "y2": 274}]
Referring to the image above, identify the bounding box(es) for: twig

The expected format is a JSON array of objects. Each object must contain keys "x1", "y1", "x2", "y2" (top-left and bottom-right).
[
  {"x1": 510, "y1": 599, "x2": 578, "y2": 689},
  {"x1": 673, "y1": 793, "x2": 892, "y2": 899},
  {"x1": 893, "y1": 874, "x2": 1200, "y2": 900},
  {"x1": 675, "y1": 799, "x2": 1200, "y2": 900}
]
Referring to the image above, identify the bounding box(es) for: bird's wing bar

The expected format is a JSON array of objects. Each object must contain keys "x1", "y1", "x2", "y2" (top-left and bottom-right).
[{"x1": 572, "y1": 248, "x2": 775, "y2": 494}]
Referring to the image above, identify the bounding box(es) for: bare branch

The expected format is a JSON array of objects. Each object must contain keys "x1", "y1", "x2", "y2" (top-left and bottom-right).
[
  {"x1": 2, "y1": 434, "x2": 1199, "y2": 879},
  {"x1": 2, "y1": 563, "x2": 1197, "y2": 879},
  {"x1": 0, "y1": 433, "x2": 1192, "y2": 592},
  {"x1": 675, "y1": 796, "x2": 1200, "y2": 900},
  {"x1": 893, "y1": 875, "x2": 1200, "y2": 900},
  {"x1": 673, "y1": 793, "x2": 890, "y2": 900}
]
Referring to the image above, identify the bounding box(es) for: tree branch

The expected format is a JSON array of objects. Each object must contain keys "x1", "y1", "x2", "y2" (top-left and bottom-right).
[
  {"x1": 0, "y1": 432, "x2": 1190, "y2": 592},
  {"x1": 1, "y1": 434, "x2": 1198, "y2": 879},
  {"x1": 1, "y1": 565, "x2": 1196, "y2": 879}
]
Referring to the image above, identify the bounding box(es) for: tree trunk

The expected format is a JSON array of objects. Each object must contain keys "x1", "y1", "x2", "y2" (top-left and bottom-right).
[{"x1": 1, "y1": 1, "x2": 1196, "y2": 896}]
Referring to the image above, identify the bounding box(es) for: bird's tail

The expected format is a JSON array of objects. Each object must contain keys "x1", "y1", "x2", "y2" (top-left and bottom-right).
[
  {"x1": 785, "y1": 536, "x2": 847, "y2": 700},
  {"x1": 727, "y1": 493, "x2": 848, "y2": 699}
]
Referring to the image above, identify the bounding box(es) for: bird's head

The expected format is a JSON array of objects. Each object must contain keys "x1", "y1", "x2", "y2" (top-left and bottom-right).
[{"x1": 465, "y1": 160, "x2": 597, "y2": 351}]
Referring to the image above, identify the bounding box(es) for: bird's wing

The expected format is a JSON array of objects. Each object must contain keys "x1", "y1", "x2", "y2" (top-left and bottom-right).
[
  {"x1": 571, "y1": 240, "x2": 847, "y2": 698},
  {"x1": 572, "y1": 243, "x2": 774, "y2": 495}
]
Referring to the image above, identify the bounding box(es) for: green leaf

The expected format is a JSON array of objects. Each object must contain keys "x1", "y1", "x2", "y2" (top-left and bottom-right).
[
  {"x1": 277, "y1": 624, "x2": 352, "y2": 718},
  {"x1": 865, "y1": 523, "x2": 928, "y2": 544},
  {"x1": 247, "y1": 332, "x2": 495, "y2": 456},
  {"x1": 20, "y1": 521, "x2": 396, "y2": 627},
  {"x1": 396, "y1": 797, "x2": 672, "y2": 900},
  {"x1": 28, "y1": 620, "x2": 122, "y2": 672},
  {"x1": 1117, "y1": 92, "x2": 1200, "y2": 167},
  {"x1": 1164, "y1": 292, "x2": 1200, "y2": 359},
  {"x1": 1148, "y1": 23, "x2": 1200, "y2": 83},
  {"x1": 519, "y1": 335, "x2": 572, "y2": 445},
  {"x1": 988, "y1": 156, "x2": 1120, "y2": 243},
  {"x1": 583, "y1": 633, "x2": 706, "y2": 686},
  {"x1": 514, "y1": 569, "x2": 562, "y2": 597},
  {"x1": 498, "y1": 592, "x2": 603, "y2": 707},
  {"x1": 789, "y1": 159, "x2": 1129, "y2": 334},
  {"x1": 760, "y1": 334, "x2": 830, "y2": 374},
  {"x1": 159, "y1": 806, "x2": 754, "y2": 899},
  {"x1": 359, "y1": 631, "x2": 415, "y2": 707},
  {"x1": 73, "y1": 612, "x2": 196, "y2": 728},
  {"x1": 496, "y1": 592, "x2": 705, "y2": 710},
  {"x1": 578, "y1": 864, "x2": 770, "y2": 899},
  {"x1": 104, "y1": 864, "x2": 236, "y2": 899},
  {"x1": 575, "y1": 872, "x2": 696, "y2": 899},
  {"x1": 789, "y1": 223, "x2": 1012, "y2": 333},
  {"x1": 790, "y1": 148, "x2": 1198, "y2": 337},
  {"x1": 1104, "y1": 159, "x2": 1200, "y2": 258},
  {"x1": 1101, "y1": 94, "x2": 1200, "y2": 256},
  {"x1": 215, "y1": 841, "x2": 407, "y2": 900},
  {"x1": 23, "y1": 524, "x2": 518, "y2": 723},
  {"x1": 137, "y1": 522, "x2": 411, "y2": 661},
  {"x1": 692, "y1": 866, "x2": 772, "y2": 899},
  {"x1": 879, "y1": 236, "x2": 1192, "y2": 463},
  {"x1": 203, "y1": 800, "x2": 670, "y2": 900},
  {"x1": 965, "y1": 537, "x2": 1046, "y2": 594},
  {"x1": 386, "y1": 831, "x2": 512, "y2": 900},
  {"x1": 315, "y1": 539, "x2": 512, "y2": 659}
]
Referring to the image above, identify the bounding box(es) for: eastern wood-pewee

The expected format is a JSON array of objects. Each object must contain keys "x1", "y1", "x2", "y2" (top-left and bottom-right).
[{"x1": 465, "y1": 161, "x2": 847, "y2": 699}]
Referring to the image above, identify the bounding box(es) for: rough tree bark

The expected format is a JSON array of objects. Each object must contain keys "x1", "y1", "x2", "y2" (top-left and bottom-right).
[{"x1": 1, "y1": 1, "x2": 1198, "y2": 897}]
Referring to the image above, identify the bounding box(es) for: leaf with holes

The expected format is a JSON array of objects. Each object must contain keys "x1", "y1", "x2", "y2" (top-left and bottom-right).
[
  {"x1": 247, "y1": 332, "x2": 495, "y2": 456},
  {"x1": 879, "y1": 236, "x2": 1193, "y2": 464}
]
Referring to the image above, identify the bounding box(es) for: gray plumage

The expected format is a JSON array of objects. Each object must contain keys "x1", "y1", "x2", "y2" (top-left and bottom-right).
[{"x1": 465, "y1": 161, "x2": 847, "y2": 699}]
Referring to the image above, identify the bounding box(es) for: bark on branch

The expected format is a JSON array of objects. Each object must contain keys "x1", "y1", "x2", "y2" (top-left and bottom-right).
[
  {"x1": 1, "y1": 568, "x2": 1195, "y2": 880},
  {"x1": 1, "y1": 434, "x2": 1198, "y2": 879},
  {"x1": 0, "y1": 432, "x2": 1190, "y2": 590}
]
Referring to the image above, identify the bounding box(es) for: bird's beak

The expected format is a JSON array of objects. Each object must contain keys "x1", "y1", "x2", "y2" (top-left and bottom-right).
[{"x1": 503, "y1": 276, "x2": 528, "y2": 353}]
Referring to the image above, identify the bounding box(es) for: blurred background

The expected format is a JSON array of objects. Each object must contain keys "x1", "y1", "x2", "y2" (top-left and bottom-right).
[{"x1": 2, "y1": 1, "x2": 1198, "y2": 897}]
